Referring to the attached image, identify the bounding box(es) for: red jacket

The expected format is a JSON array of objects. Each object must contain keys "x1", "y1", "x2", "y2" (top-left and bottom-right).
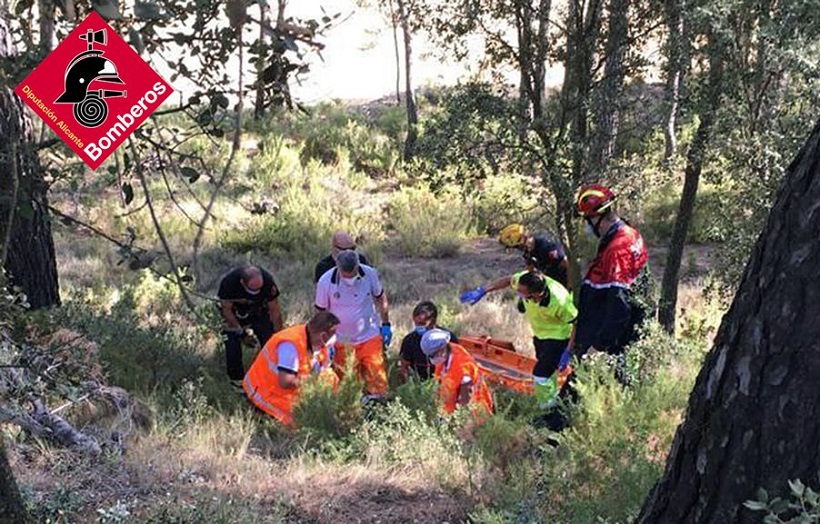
[{"x1": 575, "y1": 220, "x2": 648, "y2": 354}]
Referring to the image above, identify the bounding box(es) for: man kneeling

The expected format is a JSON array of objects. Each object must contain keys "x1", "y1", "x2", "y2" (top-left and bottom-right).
[
  {"x1": 420, "y1": 329, "x2": 494, "y2": 417},
  {"x1": 243, "y1": 311, "x2": 340, "y2": 426}
]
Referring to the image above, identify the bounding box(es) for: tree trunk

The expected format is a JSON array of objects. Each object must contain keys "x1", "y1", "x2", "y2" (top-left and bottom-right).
[
  {"x1": 0, "y1": 2, "x2": 60, "y2": 309},
  {"x1": 639, "y1": 117, "x2": 820, "y2": 522},
  {"x1": 0, "y1": 438, "x2": 27, "y2": 524},
  {"x1": 388, "y1": 0, "x2": 401, "y2": 105},
  {"x1": 589, "y1": 0, "x2": 629, "y2": 176},
  {"x1": 395, "y1": 0, "x2": 417, "y2": 161},
  {"x1": 253, "y1": 0, "x2": 270, "y2": 119},
  {"x1": 658, "y1": 30, "x2": 723, "y2": 333},
  {"x1": 662, "y1": 0, "x2": 684, "y2": 161}
]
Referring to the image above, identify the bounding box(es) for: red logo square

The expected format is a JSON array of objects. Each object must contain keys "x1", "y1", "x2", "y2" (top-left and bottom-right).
[{"x1": 14, "y1": 12, "x2": 173, "y2": 170}]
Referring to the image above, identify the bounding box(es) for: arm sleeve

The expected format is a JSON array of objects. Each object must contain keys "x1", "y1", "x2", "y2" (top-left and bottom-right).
[
  {"x1": 276, "y1": 341, "x2": 299, "y2": 374},
  {"x1": 267, "y1": 278, "x2": 280, "y2": 300},
  {"x1": 369, "y1": 268, "x2": 384, "y2": 298},
  {"x1": 399, "y1": 335, "x2": 412, "y2": 359},
  {"x1": 510, "y1": 271, "x2": 525, "y2": 291},
  {"x1": 314, "y1": 278, "x2": 330, "y2": 310},
  {"x1": 553, "y1": 287, "x2": 578, "y2": 324}
]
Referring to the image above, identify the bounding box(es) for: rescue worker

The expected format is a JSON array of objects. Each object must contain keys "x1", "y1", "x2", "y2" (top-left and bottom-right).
[
  {"x1": 399, "y1": 301, "x2": 459, "y2": 383},
  {"x1": 217, "y1": 265, "x2": 284, "y2": 387},
  {"x1": 420, "y1": 329, "x2": 494, "y2": 417},
  {"x1": 314, "y1": 230, "x2": 372, "y2": 283},
  {"x1": 315, "y1": 250, "x2": 391, "y2": 401},
  {"x1": 243, "y1": 311, "x2": 340, "y2": 426},
  {"x1": 460, "y1": 270, "x2": 577, "y2": 427},
  {"x1": 498, "y1": 223, "x2": 569, "y2": 288},
  {"x1": 573, "y1": 184, "x2": 650, "y2": 368}
]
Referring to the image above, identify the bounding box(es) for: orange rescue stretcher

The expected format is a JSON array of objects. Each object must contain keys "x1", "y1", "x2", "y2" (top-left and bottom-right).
[{"x1": 458, "y1": 335, "x2": 536, "y2": 394}]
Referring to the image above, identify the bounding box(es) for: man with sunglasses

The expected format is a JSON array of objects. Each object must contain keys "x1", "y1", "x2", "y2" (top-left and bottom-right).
[
  {"x1": 314, "y1": 231, "x2": 372, "y2": 283},
  {"x1": 460, "y1": 271, "x2": 577, "y2": 427},
  {"x1": 315, "y1": 250, "x2": 391, "y2": 401},
  {"x1": 574, "y1": 184, "x2": 649, "y2": 365}
]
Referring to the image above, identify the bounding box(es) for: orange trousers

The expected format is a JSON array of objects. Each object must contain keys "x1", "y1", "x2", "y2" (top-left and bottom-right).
[{"x1": 333, "y1": 335, "x2": 388, "y2": 396}]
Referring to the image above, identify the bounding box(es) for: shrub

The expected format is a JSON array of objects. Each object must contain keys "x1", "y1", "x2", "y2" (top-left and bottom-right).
[
  {"x1": 386, "y1": 185, "x2": 472, "y2": 258},
  {"x1": 469, "y1": 173, "x2": 541, "y2": 235},
  {"x1": 292, "y1": 362, "x2": 364, "y2": 444}
]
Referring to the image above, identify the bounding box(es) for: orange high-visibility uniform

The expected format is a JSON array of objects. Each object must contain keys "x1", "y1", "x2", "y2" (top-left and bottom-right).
[
  {"x1": 332, "y1": 334, "x2": 388, "y2": 395},
  {"x1": 434, "y1": 343, "x2": 494, "y2": 416},
  {"x1": 243, "y1": 324, "x2": 336, "y2": 426}
]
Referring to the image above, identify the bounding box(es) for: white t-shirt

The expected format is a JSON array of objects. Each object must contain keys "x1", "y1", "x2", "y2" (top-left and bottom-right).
[
  {"x1": 276, "y1": 341, "x2": 329, "y2": 375},
  {"x1": 315, "y1": 264, "x2": 384, "y2": 345},
  {"x1": 276, "y1": 341, "x2": 299, "y2": 373}
]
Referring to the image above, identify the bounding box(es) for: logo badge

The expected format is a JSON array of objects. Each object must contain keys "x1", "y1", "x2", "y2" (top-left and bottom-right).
[{"x1": 15, "y1": 12, "x2": 173, "y2": 170}]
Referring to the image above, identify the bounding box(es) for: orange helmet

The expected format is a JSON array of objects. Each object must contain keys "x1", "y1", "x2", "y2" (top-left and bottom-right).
[{"x1": 576, "y1": 184, "x2": 616, "y2": 217}]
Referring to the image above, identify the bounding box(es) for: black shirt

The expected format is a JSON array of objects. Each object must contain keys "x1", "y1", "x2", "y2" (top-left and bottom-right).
[
  {"x1": 399, "y1": 328, "x2": 459, "y2": 380},
  {"x1": 524, "y1": 234, "x2": 568, "y2": 287},
  {"x1": 314, "y1": 252, "x2": 371, "y2": 283},
  {"x1": 217, "y1": 267, "x2": 280, "y2": 318}
]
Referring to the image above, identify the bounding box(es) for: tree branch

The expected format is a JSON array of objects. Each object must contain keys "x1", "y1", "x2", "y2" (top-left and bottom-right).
[{"x1": 191, "y1": 27, "x2": 244, "y2": 283}]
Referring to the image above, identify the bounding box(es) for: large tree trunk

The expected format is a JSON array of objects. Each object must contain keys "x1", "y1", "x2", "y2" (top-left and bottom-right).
[
  {"x1": 657, "y1": 30, "x2": 723, "y2": 333},
  {"x1": 639, "y1": 119, "x2": 820, "y2": 522},
  {"x1": 662, "y1": 0, "x2": 685, "y2": 161},
  {"x1": 0, "y1": 1, "x2": 60, "y2": 309},
  {"x1": 395, "y1": 0, "x2": 417, "y2": 161},
  {"x1": 589, "y1": 0, "x2": 629, "y2": 176},
  {"x1": 0, "y1": 438, "x2": 27, "y2": 524}
]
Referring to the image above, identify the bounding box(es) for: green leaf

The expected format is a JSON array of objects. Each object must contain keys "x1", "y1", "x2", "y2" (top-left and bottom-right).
[
  {"x1": 743, "y1": 500, "x2": 768, "y2": 512},
  {"x1": 789, "y1": 479, "x2": 806, "y2": 498},
  {"x1": 92, "y1": 0, "x2": 122, "y2": 20},
  {"x1": 134, "y1": 1, "x2": 162, "y2": 19},
  {"x1": 181, "y1": 166, "x2": 199, "y2": 183},
  {"x1": 769, "y1": 497, "x2": 790, "y2": 514},
  {"x1": 122, "y1": 183, "x2": 134, "y2": 205},
  {"x1": 756, "y1": 488, "x2": 769, "y2": 504},
  {"x1": 128, "y1": 29, "x2": 144, "y2": 54}
]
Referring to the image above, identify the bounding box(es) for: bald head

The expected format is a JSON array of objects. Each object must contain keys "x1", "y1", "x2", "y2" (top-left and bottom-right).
[
  {"x1": 331, "y1": 231, "x2": 356, "y2": 260},
  {"x1": 239, "y1": 266, "x2": 263, "y2": 292}
]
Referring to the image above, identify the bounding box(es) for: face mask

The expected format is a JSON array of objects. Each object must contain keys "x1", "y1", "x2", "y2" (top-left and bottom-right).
[
  {"x1": 517, "y1": 292, "x2": 529, "y2": 299},
  {"x1": 414, "y1": 326, "x2": 428, "y2": 335},
  {"x1": 430, "y1": 351, "x2": 447, "y2": 366},
  {"x1": 323, "y1": 334, "x2": 337, "y2": 348},
  {"x1": 585, "y1": 221, "x2": 600, "y2": 238},
  {"x1": 242, "y1": 283, "x2": 261, "y2": 295},
  {"x1": 341, "y1": 277, "x2": 357, "y2": 286}
]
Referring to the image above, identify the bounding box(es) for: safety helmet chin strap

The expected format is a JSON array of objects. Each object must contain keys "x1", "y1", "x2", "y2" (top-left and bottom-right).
[{"x1": 586, "y1": 214, "x2": 606, "y2": 237}]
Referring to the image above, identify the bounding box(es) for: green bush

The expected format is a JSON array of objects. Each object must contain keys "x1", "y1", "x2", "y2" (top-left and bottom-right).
[
  {"x1": 219, "y1": 163, "x2": 384, "y2": 263},
  {"x1": 387, "y1": 185, "x2": 472, "y2": 258},
  {"x1": 469, "y1": 173, "x2": 540, "y2": 235},
  {"x1": 292, "y1": 362, "x2": 364, "y2": 443},
  {"x1": 538, "y1": 337, "x2": 700, "y2": 523}
]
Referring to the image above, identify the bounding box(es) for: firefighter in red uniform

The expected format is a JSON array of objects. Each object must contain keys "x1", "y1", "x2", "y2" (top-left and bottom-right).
[{"x1": 573, "y1": 184, "x2": 650, "y2": 367}]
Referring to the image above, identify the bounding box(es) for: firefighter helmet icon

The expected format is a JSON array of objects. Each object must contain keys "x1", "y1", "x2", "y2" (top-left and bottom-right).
[{"x1": 54, "y1": 28, "x2": 127, "y2": 128}]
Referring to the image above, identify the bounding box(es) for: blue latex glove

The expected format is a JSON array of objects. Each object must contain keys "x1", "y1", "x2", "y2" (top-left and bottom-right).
[
  {"x1": 558, "y1": 347, "x2": 572, "y2": 371},
  {"x1": 381, "y1": 323, "x2": 393, "y2": 346},
  {"x1": 459, "y1": 286, "x2": 487, "y2": 305}
]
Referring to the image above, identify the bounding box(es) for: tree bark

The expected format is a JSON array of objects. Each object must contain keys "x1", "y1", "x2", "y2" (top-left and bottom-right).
[
  {"x1": 0, "y1": 1, "x2": 60, "y2": 309},
  {"x1": 639, "y1": 119, "x2": 820, "y2": 523},
  {"x1": 662, "y1": 0, "x2": 684, "y2": 161},
  {"x1": 589, "y1": 0, "x2": 629, "y2": 176},
  {"x1": 395, "y1": 0, "x2": 417, "y2": 161},
  {"x1": 253, "y1": 0, "x2": 270, "y2": 119},
  {"x1": 388, "y1": 0, "x2": 401, "y2": 105},
  {"x1": 0, "y1": 438, "x2": 27, "y2": 524},
  {"x1": 658, "y1": 30, "x2": 724, "y2": 333}
]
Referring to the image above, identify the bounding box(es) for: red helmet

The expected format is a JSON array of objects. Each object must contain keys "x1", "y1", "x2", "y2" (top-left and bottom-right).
[{"x1": 576, "y1": 184, "x2": 616, "y2": 217}]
